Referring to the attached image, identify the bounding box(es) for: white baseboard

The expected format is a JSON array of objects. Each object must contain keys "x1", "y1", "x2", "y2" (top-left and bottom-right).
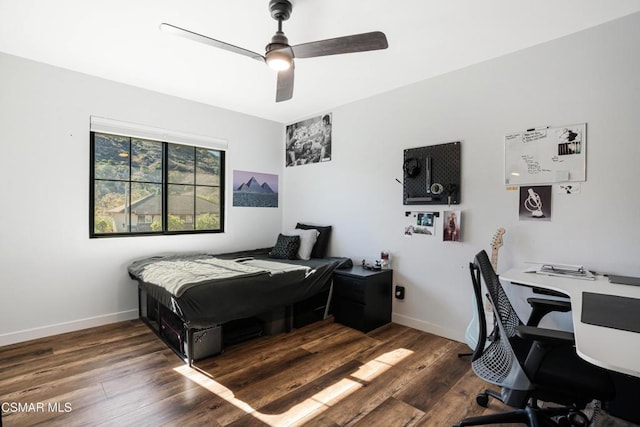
[
  {"x1": 392, "y1": 312, "x2": 464, "y2": 343},
  {"x1": 0, "y1": 309, "x2": 139, "y2": 347}
]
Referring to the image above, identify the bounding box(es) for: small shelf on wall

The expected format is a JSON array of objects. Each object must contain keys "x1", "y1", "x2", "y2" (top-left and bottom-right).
[{"x1": 403, "y1": 141, "x2": 461, "y2": 205}]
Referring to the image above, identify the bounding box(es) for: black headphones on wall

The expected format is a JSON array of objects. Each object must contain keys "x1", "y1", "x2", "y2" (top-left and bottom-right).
[{"x1": 403, "y1": 158, "x2": 420, "y2": 177}]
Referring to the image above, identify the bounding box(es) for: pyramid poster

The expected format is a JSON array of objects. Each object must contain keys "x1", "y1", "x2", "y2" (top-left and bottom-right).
[{"x1": 233, "y1": 170, "x2": 278, "y2": 208}]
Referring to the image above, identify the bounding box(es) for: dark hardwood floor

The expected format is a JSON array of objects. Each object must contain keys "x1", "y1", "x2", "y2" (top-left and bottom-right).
[{"x1": 0, "y1": 318, "x2": 516, "y2": 426}]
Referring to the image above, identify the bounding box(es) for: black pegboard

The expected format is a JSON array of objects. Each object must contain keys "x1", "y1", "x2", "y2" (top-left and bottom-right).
[{"x1": 403, "y1": 142, "x2": 461, "y2": 205}]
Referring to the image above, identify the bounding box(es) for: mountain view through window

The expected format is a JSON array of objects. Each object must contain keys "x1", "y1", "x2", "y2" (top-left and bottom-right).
[{"x1": 91, "y1": 132, "x2": 224, "y2": 236}]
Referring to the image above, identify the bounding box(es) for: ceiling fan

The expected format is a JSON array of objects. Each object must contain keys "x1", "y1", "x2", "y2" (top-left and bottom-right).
[{"x1": 160, "y1": 0, "x2": 388, "y2": 102}]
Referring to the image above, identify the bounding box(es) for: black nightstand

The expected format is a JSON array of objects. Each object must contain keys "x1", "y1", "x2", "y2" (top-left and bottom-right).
[{"x1": 332, "y1": 266, "x2": 392, "y2": 332}]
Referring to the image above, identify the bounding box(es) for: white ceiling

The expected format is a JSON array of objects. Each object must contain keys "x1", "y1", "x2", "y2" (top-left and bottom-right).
[{"x1": 1, "y1": 1, "x2": 639, "y2": 124}]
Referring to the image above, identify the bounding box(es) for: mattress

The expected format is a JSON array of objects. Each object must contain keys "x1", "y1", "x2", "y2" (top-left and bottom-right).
[{"x1": 129, "y1": 248, "x2": 350, "y2": 328}]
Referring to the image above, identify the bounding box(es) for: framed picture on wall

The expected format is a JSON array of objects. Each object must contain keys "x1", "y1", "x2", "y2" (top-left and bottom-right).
[
  {"x1": 232, "y1": 170, "x2": 278, "y2": 208},
  {"x1": 443, "y1": 210, "x2": 462, "y2": 241},
  {"x1": 519, "y1": 185, "x2": 551, "y2": 221},
  {"x1": 286, "y1": 113, "x2": 332, "y2": 166}
]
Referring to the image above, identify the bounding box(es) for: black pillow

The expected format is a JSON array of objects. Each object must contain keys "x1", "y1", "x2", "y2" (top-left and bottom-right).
[
  {"x1": 296, "y1": 223, "x2": 332, "y2": 258},
  {"x1": 269, "y1": 234, "x2": 300, "y2": 260}
]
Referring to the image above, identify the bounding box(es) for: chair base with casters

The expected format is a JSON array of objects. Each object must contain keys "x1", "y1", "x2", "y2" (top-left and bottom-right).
[
  {"x1": 455, "y1": 404, "x2": 590, "y2": 427},
  {"x1": 467, "y1": 386, "x2": 593, "y2": 427}
]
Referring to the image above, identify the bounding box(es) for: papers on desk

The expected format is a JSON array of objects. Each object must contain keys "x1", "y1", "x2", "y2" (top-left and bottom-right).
[{"x1": 530, "y1": 263, "x2": 596, "y2": 280}]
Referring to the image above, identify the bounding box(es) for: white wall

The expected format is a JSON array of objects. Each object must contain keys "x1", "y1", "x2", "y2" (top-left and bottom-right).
[
  {"x1": 0, "y1": 53, "x2": 284, "y2": 344},
  {"x1": 282, "y1": 13, "x2": 640, "y2": 341},
  {"x1": 2, "y1": 12, "x2": 639, "y2": 347}
]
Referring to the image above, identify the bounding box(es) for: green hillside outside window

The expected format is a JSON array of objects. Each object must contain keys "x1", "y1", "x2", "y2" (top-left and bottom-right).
[{"x1": 90, "y1": 132, "x2": 225, "y2": 237}]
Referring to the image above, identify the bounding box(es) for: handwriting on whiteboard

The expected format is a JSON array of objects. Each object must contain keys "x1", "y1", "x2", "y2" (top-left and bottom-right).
[
  {"x1": 523, "y1": 130, "x2": 547, "y2": 143},
  {"x1": 521, "y1": 155, "x2": 551, "y2": 175}
]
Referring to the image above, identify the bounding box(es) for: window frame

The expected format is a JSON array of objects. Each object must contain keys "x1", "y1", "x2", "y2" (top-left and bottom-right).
[{"x1": 90, "y1": 131, "x2": 225, "y2": 238}]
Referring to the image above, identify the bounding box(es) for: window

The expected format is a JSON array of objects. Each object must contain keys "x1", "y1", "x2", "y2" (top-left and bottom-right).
[
  {"x1": 90, "y1": 131, "x2": 225, "y2": 237},
  {"x1": 138, "y1": 215, "x2": 152, "y2": 224}
]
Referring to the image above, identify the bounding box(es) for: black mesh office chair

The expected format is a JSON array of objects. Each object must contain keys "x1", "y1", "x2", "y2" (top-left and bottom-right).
[
  {"x1": 458, "y1": 268, "x2": 571, "y2": 359},
  {"x1": 455, "y1": 250, "x2": 615, "y2": 427}
]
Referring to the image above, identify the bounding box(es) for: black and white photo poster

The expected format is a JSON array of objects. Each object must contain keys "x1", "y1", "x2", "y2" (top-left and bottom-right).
[
  {"x1": 286, "y1": 113, "x2": 332, "y2": 166},
  {"x1": 519, "y1": 185, "x2": 551, "y2": 221}
]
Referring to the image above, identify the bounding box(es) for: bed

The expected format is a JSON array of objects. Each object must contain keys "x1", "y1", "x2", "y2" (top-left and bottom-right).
[{"x1": 128, "y1": 228, "x2": 350, "y2": 363}]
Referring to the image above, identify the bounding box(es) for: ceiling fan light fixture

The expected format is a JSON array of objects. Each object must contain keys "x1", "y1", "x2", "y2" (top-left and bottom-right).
[
  {"x1": 161, "y1": 0, "x2": 387, "y2": 102},
  {"x1": 265, "y1": 49, "x2": 292, "y2": 71}
]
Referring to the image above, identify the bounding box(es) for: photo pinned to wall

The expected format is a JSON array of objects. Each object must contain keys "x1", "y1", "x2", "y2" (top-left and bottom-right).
[
  {"x1": 286, "y1": 113, "x2": 332, "y2": 167},
  {"x1": 404, "y1": 211, "x2": 436, "y2": 237},
  {"x1": 558, "y1": 183, "x2": 581, "y2": 195},
  {"x1": 557, "y1": 126, "x2": 583, "y2": 156},
  {"x1": 443, "y1": 210, "x2": 462, "y2": 242},
  {"x1": 232, "y1": 170, "x2": 278, "y2": 208},
  {"x1": 519, "y1": 185, "x2": 551, "y2": 220}
]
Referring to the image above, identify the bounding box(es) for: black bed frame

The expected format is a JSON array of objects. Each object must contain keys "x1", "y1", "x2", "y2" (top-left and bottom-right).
[{"x1": 138, "y1": 282, "x2": 333, "y2": 365}]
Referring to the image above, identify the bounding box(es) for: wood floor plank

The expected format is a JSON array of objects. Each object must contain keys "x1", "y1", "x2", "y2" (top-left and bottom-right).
[
  {"x1": 69, "y1": 365, "x2": 236, "y2": 426},
  {"x1": 206, "y1": 347, "x2": 315, "y2": 392},
  {"x1": 3, "y1": 351, "x2": 170, "y2": 405},
  {"x1": 2, "y1": 383, "x2": 107, "y2": 426},
  {"x1": 221, "y1": 329, "x2": 378, "y2": 409},
  {"x1": 393, "y1": 340, "x2": 472, "y2": 411},
  {"x1": 194, "y1": 319, "x2": 343, "y2": 374},
  {"x1": 0, "y1": 318, "x2": 509, "y2": 427},
  {"x1": 0, "y1": 344, "x2": 53, "y2": 370},
  {"x1": 352, "y1": 397, "x2": 425, "y2": 427},
  {"x1": 97, "y1": 381, "x2": 236, "y2": 427},
  {"x1": 229, "y1": 360, "x2": 364, "y2": 427},
  {"x1": 0, "y1": 336, "x2": 165, "y2": 395},
  {"x1": 415, "y1": 368, "x2": 504, "y2": 426},
  {"x1": 310, "y1": 332, "x2": 459, "y2": 426},
  {"x1": 49, "y1": 320, "x2": 151, "y2": 354},
  {"x1": 0, "y1": 326, "x2": 160, "y2": 376}
]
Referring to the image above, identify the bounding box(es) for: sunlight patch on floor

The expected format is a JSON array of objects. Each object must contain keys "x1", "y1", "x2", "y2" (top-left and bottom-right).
[
  {"x1": 174, "y1": 347, "x2": 414, "y2": 426},
  {"x1": 173, "y1": 365, "x2": 255, "y2": 414},
  {"x1": 352, "y1": 347, "x2": 414, "y2": 382}
]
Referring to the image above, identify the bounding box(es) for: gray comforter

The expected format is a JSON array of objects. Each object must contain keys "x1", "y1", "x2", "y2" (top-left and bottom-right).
[
  {"x1": 128, "y1": 249, "x2": 349, "y2": 327},
  {"x1": 128, "y1": 254, "x2": 309, "y2": 297}
]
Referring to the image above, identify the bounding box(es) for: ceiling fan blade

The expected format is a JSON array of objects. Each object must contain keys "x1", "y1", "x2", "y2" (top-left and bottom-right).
[
  {"x1": 160, "y1": 23, "x2": 265, "y2": 62},
  {"x1": 291, "y1": 31, "x2": 388, "y2": 59},
  {"x1": 276, "y1": 63, "x2": 294, "y2": 102}
]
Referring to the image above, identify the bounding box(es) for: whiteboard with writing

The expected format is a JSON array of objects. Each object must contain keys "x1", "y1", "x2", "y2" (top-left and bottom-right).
[{"x1": 504, "y1": 123, "x2": 586, "y2": 185}]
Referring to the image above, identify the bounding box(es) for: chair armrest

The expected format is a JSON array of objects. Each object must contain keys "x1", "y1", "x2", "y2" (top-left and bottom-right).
[
  {"x1": 525, "y1": 298, "x2": 572, "y2": 326},
  {"x1": 518, "y1": 325, "x2": 576, "y2": 379},
  {"x1": 516, "y1": 325, "x2": 575, "y2": 345},
  {"x1": 527, "y1": 297, "x2": 571, "y2": 312}
]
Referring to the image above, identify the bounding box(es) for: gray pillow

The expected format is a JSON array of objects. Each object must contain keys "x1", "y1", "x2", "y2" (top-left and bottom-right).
[
  {"x1": 296, "y1": 223, "x2": 332, "y2": 258},
  {"x1": 284, "y1": 228, "x2": 319, "y2": 260}
]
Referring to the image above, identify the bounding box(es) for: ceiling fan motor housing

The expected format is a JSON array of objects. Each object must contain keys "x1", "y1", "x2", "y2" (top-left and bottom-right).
[
  {"x1": 266, "y1": 32, "x2": 289, "y2": 53},
  {"x1": 161, "y1": 0, "x2": 387, "y2": 102},
  {"x1": 269, "y1": 0, "x2": 292, "y2": 21},
  {"x1": 266, "y1": 0, "x2": 292, "y2": 55}
]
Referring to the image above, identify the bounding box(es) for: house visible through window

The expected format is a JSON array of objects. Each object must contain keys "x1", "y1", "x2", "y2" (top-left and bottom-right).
[
  {"x1": 90, "y1": 131, "x2": 225, "y2": 237},
  {"x1": 138, "y1": 215, "x2": 152, "y2": 224}
]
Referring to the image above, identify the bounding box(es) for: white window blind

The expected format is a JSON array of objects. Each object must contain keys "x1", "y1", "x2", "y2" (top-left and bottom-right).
[{"x1": 90, "y1": 116, "x2": 228, "y2": 151}]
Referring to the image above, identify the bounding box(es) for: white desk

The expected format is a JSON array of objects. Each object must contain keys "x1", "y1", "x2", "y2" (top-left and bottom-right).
[{"x1": 501, "y1": 267, "x2": 640, "y2": 378}]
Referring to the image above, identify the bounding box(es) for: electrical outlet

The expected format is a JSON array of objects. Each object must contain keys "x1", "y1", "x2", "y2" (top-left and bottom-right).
[{"x1": 395, "y1": 285, "x2": 405, "y2": 300}]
